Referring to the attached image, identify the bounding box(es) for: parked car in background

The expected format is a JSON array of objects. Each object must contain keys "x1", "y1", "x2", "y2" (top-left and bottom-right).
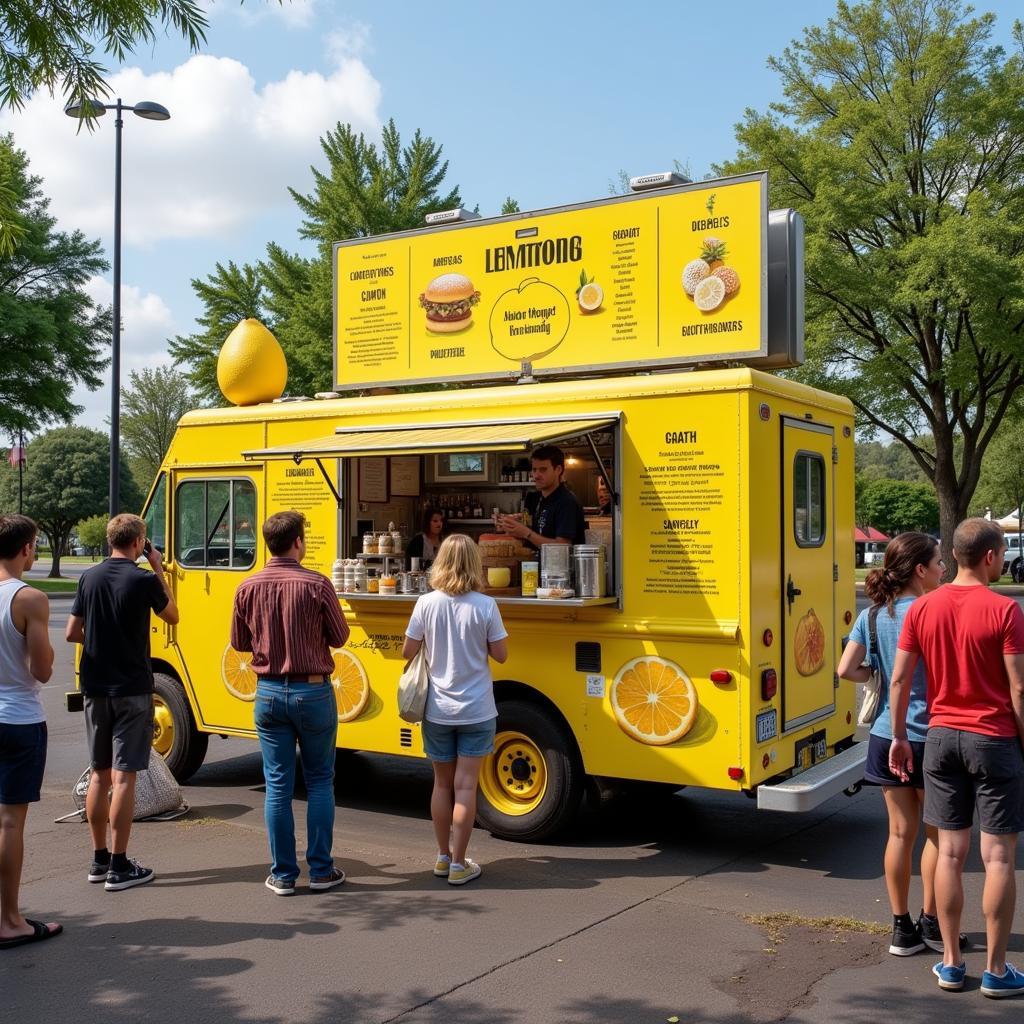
[{"x1": 1003, "y1": 532, "x2": 1024, "y2": 581}]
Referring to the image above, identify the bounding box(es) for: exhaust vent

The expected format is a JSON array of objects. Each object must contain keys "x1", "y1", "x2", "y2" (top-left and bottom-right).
[{"x1": 399, "y1": 728, "x2": 413, "y2": 748}]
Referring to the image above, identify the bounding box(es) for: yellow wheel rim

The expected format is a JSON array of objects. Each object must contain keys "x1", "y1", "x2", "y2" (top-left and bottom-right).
[
  {"x1": 480, "y1": 731, "x2": 548, "y2": 816},
  {"x1": 152, "y1": 695, "x2": 174, "y2": 756}
]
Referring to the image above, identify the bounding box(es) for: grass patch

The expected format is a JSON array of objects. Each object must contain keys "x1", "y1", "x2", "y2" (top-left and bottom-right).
[
  {"x1": 27, "y1": 579, "x2": 78, "y2": 593},
  {"x1": 746, "y1": 912, "x2": 887, "y2": 947}
]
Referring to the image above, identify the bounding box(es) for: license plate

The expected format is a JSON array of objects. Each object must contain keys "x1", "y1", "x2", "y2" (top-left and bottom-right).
[
  {"x1": 755, "y1": 709, "x2": 778, "y2": 743},
  {"x1": 794, "y1": 730, "x2": 827, "y2": 772}
]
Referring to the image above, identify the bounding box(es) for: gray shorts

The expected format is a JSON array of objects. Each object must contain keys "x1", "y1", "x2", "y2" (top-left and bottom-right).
[
  {"x1": 923, "y1": 726, "x2": 1024, "y2": 834},
  {"x1": 84, "y1": 694, "x2": 154, "y2": 772}
]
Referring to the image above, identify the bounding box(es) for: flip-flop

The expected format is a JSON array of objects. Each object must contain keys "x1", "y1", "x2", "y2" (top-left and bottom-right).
[{"x1": 0, "y1": 919, "x2": 63, "y2": 949}]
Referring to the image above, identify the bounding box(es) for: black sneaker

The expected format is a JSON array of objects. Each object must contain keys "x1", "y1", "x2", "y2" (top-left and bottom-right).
[
  {"x1": 917, "y1": 913, "x2": 969, "y2": 954},
  {"x1": 87, "y1": 860, "x2": 110, "y2": 883},
  {"x1": 104, "y1": 859, "x2": 155, "y2": 891},
  {"x1": 264, "y1": 875, "x2": 295, "y2": 896},
  {"x1": 889, "y1": 918, "x2": 926, "y2": 956}
]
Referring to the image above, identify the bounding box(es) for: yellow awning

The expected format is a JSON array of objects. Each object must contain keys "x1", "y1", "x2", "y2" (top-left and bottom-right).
[{"x1": 242, "y1": 415, "x2": 620, "y2": 462}]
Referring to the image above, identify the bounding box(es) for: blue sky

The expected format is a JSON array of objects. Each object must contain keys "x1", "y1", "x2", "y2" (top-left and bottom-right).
[{"x1": 2, "y1": 0, "x2": 1022, "y2": 431}]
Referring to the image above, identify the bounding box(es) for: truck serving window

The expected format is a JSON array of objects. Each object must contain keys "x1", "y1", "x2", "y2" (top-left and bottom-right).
[
  {"x1": 175, "y1": 478, "x2": 257, "y2": 569},
  {"x1": 793, "y1": 452, "x2": 826, "y2": 547}
]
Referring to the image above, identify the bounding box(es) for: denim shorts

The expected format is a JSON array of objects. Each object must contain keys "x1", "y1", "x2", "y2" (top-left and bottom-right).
[
  {"x1": 863, "y1": 732, "x2": 926, "y2": 789},
  {"x1": 0, "y1": 721, "x2": 47, "y2": 804},
  {"x1": 422, "y1": 718, "x2": 497, "y2": 762},
  {"x1": 924, "y1": 726, "x2": 1024, "y2": 834}
]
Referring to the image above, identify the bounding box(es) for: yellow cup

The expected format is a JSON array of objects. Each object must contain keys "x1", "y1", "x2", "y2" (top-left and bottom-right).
[{"x1": 487, "y1": 567, "x2": 511, "y2": 589}]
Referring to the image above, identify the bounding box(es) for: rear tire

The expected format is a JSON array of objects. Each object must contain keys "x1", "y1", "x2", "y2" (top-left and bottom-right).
[
  {"x1": 476, "y1": 699, "x2": 583, "y2": 842},
  {"x1": 1012, "y1": 557, "x2": 1024, "y2": 584},
  {"x1": 153, "y1": 672, "x2": 208, "y2": 782}
]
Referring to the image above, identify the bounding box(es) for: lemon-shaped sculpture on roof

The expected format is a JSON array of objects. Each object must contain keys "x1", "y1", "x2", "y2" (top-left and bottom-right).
[{"x1": 216, "y1": 318, "x2": 288, "y2": 406}]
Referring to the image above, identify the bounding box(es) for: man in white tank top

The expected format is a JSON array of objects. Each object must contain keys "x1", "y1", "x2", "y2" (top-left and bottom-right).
[{"x1": 0, "y1": 514, "x2": 60, "y2": 948}]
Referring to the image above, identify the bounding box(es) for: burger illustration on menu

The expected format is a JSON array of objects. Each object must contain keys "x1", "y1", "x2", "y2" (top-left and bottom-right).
[{"x1": 418, "y1": 272, "x2": 480, "y2": 333}]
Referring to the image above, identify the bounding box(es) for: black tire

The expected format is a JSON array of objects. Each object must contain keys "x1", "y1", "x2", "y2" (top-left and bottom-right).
[
  {"x1": 153, "y1": 672, "x2": 208, "y2": 782},
  {"x1": 476, "y1": 699, "x2": 584, "y2": 842},
  {"x1": 1012, "y1": 557, "x2": 1024, "y2": 584}
]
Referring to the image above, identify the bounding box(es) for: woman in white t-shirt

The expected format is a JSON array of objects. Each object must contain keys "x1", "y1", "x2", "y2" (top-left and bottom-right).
[{"x1": 403, "y1": 534, "x2": 508, "y2": 886}]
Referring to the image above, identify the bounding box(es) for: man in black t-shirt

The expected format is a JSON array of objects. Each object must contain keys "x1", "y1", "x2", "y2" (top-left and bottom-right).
[
  {"x1": 66, "y1": 514, "x2": 178, "y2": 892},
  {"x1": 496, "y1": 444, "x2": 585, "y2": 550}
]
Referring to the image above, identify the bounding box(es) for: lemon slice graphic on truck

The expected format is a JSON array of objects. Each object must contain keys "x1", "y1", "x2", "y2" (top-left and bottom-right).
[
  {"x1": 222, "y1": 644, "x2": 258, "y2": 701},
  {"x1": 331, "y1": 649, "x2": 370, "y2": 722},
  {"x1": 610, "y1": 656, "x2": 699, "y2": 745}
]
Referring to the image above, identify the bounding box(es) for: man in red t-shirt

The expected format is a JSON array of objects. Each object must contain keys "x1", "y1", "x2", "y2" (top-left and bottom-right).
[{"x1": 890, "y1": 518, "x2": 1024, "y2": 997}]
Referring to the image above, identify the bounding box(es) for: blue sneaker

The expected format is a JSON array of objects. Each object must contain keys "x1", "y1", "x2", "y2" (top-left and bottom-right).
[
  {"x1": 932, "y1": 961, "x2": 967, "y2": 991},
  {"x1": 981, "y1": 962, "x2": 1024, "y2": 999}
]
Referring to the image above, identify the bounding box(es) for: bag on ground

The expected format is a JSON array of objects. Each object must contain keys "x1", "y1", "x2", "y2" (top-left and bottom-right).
[
  {"x1": 59, "y1": 749, "x2": 189, "y2": 823},
  {"x1": 397, "y1": 645, "x2": 429, "y2": 724}
]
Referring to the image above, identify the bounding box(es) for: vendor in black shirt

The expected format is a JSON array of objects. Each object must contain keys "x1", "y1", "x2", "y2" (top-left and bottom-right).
[{"x1": 496, "y1": 444, "x2": 586, "y2": 549}]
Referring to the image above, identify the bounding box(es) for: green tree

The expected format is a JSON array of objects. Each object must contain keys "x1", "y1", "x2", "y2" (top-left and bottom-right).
[
  {"x1": 717, "y1": 1, "x2": 1024, "y2": 573},
  {"x1": 0, "y1": 135, "x2": 110, "y2": 434},
  {"x1": 0, "y1": 426, "x2": 142, "y2": 576},
  {"x1": 75, "y1": 513, "x2": 107, "y2": 560},
  {"x1": 173, "y1": 120, "x2": 463, "y2": 399},
  {"x1": 857, "y1": 477, "x2": 940, "y2": 536},
  {"x1": 0, "y1": 0, "x2": 207, "y2": 255},
  {"x1": 168, "y1": 260, "x2": 267, "y2": 404},
  {"x1": 856, "y1": 439, "x2": 929, "y2": 482},
  {"x1": 500, "y1": 197, "x2": 520, "y2": 214},
  {"x1": 972, "y1": 414, "x2": 1024, "y2": 521},
  {"x1": 120, "y1": 365, "x2": 195, "y2": 485}
]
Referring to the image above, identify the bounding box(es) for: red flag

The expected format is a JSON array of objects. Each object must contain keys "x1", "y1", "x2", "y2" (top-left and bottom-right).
[{"x1": 7, "y1": 446, "x2": 25, "y2": 468}]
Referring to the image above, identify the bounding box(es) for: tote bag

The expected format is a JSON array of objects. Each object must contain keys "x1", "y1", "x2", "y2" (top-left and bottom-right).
[
  {"x1": 856, "y1": 605, "x2": 883, "y2": 728},
  {"x1": 397, "y1": 644, "x2": 429, "y2": 724}
]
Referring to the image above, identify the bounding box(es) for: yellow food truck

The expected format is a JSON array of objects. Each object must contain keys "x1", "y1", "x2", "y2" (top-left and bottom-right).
[{"x1": 111, "y1": 172, "x2": 867, "y2": 838}]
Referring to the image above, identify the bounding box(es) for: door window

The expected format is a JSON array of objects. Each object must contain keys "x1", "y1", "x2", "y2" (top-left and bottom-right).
[
  {"x1": 794, "y1": 452, "x2": 826, "y2": 547},
  {"x1": 142, "y1": 474, "x2": 167, "y2": 552},
  {"x1": 175, "y1": 479, "x2": 257, "y2": 569}
]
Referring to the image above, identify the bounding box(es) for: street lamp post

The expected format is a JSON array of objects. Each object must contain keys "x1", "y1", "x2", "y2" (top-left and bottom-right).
[{"x1": 65, "y1": 98, "x2": 170, "y2": 519}]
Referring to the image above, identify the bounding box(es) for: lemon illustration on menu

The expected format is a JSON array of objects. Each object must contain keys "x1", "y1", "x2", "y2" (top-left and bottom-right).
[
  {"x1": 216, "y1": 318, "x2": 288, "y2": 406},
  {"x1": 489, "y1": 277, "x2": 571, "y2": 363}
]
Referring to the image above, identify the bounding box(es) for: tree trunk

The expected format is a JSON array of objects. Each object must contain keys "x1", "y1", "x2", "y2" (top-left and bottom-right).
[{"x1": 934, "y1": 480, "x2": 962, "y2": 583}]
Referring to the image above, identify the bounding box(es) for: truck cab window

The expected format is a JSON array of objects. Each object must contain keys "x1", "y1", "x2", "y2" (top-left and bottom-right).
[{"x1": 175, "y1": 478, "x2": 257, "y2": 569}]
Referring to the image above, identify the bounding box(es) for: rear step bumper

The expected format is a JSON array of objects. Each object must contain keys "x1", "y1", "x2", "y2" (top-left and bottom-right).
[{"x1": 756, "y1": 742, "x2": 866, "y2": 812}]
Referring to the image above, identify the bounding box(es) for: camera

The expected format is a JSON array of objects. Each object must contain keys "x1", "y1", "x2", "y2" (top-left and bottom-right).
[{"x1": 65, "y1": 691, "x2": 84, "y2": 713}]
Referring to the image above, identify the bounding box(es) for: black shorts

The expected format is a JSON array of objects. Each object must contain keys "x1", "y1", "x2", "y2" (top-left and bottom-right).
[
  {"x1": 0, "y1": 721, "x2": 47, "y2": 804},
  {"x1": 84, "y1": 694, "x2": 154, "y2": 772},
  {"x1": 923, "y1": 727, "x2": 1024, "y2": 834},
  {"x1": 863, "y1": 732, "x2": 926, "y2": 789}
]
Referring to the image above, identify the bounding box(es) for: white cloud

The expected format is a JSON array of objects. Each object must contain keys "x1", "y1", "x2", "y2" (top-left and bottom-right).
[
  {"x1": 0, "y1": 51, "x2": 382, "y2": 245},
  {"x1": 326, "y1": 22, "x2": 372, "y2": 61},
  {"x1": 69, "y1": 277, "x2": 179, "y2": 429}
]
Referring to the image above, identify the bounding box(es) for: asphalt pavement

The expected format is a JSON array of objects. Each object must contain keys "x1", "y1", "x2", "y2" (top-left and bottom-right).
[{"x1": 3, "y1": 597, "x2": 1021, "y2": 1023}]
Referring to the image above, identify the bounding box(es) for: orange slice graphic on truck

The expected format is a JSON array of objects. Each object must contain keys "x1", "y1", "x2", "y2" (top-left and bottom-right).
[
  {"x1": 222, "y1": 644, "x2": 258, "y2": 701},
  {"x1": 611, "y1": 656, "x2": 699, "y2": 745},
  {"x1": 331, "y1": 649, "x2": 370, "y2": 722},
  {"x1": 794, "y1": 608, "x2": 826, "y2": 676}
]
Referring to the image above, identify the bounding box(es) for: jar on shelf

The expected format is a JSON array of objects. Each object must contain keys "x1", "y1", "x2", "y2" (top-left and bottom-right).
[
  {"x1": 366, "y1": 569, "x2": 380, "y2": 594},
  {"x1": 379, "y1": 573, "x2": 397, "y2": 595},
  {"x1": 378, "y1": 532, "x2": 394, "y2": 555},
  {"x1": 362, "y1": 532, "x2": 376, "y2": 555},
  {"x1": 354, "y1": 561, "x2": 367, "y2": 593}
]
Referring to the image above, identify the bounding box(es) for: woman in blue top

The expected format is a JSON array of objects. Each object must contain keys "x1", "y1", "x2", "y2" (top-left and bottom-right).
[{"x1": 839, "y1": 531, "x2": 949, "y2": 958}]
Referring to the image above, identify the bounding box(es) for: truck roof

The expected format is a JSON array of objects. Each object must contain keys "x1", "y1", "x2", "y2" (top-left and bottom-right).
[{"x1": 178, "y1": 367, "x2": 853, "y2": 429}]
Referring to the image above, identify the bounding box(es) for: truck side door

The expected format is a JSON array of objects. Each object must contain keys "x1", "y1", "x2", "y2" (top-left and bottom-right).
[{"x1": 780, "y1": 418, "x2": 836, "y2": 732}]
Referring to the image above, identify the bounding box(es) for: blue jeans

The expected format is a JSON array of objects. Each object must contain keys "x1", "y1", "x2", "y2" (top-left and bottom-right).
[{"x1": 254, "y1": 680, "x2": 337, "y2": 880}]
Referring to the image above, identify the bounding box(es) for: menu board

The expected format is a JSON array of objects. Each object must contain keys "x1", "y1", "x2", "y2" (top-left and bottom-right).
[
  {"x1": 267, "y1": 462, "x2": 337, "y2": 566},
  {"x1": 334, "y1": 173, "x2": 767, "y2": 390},
  {"x1": 626, "y1": 392, "x2": 740, "y2": 623}
]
